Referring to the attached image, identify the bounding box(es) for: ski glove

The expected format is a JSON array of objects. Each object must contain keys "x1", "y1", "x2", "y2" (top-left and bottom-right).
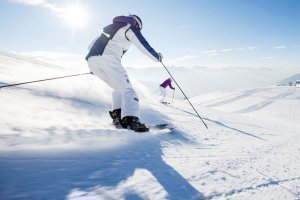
[{"x1": 158, "y1": 53, "x2": 163, "y2": 62}]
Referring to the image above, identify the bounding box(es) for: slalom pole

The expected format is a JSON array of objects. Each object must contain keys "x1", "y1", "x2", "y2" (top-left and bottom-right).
[
  {"x1": 160, "y1": 61, "x2": 208, "y2": 129},
  {"x1": 0, "y1": 72, "x2": 92, "y2": 90}
]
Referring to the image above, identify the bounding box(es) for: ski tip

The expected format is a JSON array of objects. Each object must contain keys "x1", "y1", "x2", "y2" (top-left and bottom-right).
[{"x1": 149, "y1": 123, "x2": 175, "y2": 130}]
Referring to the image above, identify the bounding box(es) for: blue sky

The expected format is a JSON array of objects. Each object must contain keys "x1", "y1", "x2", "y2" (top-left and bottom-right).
[{"x1": 0, "y1": 0, "x2": 299, "y2": 73}]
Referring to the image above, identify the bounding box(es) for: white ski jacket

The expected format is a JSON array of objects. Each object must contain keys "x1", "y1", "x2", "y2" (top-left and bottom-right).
[{"x1": 86, "y1": 16, "x2": 160, "y2": 62}]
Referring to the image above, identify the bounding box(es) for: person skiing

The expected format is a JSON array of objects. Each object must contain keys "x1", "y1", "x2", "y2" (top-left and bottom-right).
[
  {"x1": 86, "y1": 14, "x2": 163, "y2": 132},
  {"x1": 159, "y1": 77, "x2": 175, "y2": 103}
]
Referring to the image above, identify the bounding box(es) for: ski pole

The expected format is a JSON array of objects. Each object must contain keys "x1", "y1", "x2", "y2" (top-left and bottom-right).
[
  {"x1": 172, "y1": 89, "x2": 175, "y2": 105},
  {"x1": 160, "y1": 61, "x2": 208, "y2": 129},
  {"x1": 153, "y1": 89, "x2": 159, "y2": 93},
  {"x1": 0, "y1": 72, "x2": 92, "y2": 90}
]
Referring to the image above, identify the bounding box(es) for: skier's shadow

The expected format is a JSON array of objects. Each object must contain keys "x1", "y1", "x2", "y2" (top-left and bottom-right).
[
  {"x1": 0, "y1": 129, "x2": 205, "y2": 200},
  {"x1": 69, "y1": 129, "x2": 205, "y2": 199}
]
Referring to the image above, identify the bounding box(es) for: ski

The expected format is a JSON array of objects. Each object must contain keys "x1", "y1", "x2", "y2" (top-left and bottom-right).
[{"x1": 111, "y1": 123, "x2": 174, "y2": 132}]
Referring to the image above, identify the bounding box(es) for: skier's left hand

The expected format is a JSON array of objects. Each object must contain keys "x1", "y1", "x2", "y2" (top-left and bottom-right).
[{"x1": 158, "y1": 53, "x2": 163, "y2": 62}]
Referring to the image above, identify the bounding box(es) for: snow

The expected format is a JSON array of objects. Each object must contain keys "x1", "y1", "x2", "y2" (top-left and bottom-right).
[{"x1": 0, "y1": 51, "x2": 300, "y2": 199}]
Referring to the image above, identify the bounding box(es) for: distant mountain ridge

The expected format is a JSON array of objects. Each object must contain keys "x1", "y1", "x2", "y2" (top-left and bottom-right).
[
  {"x1": 277, "y1": 73, "x2": 300, "y2": 85},
  {"x1": 127, "y1": 65, "x2": 285, "y2": 97}
]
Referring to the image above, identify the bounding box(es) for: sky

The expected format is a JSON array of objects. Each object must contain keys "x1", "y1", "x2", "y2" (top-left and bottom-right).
[{"x1": 0, "y1": 0, "x2": 300, "y2": 74}]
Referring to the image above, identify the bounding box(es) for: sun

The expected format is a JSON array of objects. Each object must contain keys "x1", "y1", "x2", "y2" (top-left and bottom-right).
[{"x1": 62, "y1": 3, "x2": 90, "y2": 29}]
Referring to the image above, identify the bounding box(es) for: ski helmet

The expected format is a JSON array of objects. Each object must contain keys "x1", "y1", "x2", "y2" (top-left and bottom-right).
[{"x1": 130, "y1": 14, "x2": 142, "y2": 30}]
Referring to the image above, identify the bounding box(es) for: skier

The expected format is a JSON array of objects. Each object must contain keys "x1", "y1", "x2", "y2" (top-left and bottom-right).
[
  {"x1": 86, "y1": 14, "x2": 163, "y2": 132},
  {"x1": 159, "y1": 77, "x2": 175, "y2": 103}
]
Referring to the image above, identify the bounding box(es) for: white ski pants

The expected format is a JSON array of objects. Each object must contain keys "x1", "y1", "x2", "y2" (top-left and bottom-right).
[
  {"x1": 159, "y1": 86, "x2": 167, "y2": 102},
  {"x1": 87, "y1": 56, "x2": 140, "y2": 118}
]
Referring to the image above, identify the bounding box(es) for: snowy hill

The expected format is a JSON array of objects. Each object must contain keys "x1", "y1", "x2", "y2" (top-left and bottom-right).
[{"x1": 1, "y1": 51, "x2": 300, "y2": 200}]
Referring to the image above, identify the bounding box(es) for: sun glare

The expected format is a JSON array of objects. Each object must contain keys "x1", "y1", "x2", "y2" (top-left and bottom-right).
[{"x1": 62, "y1": 3, "x2": 89, "y2": 29}]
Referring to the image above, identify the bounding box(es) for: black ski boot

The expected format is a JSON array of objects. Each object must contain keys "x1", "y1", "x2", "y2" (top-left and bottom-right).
[
  {"x1": 121, "y1": 116, "x2": 149, "y2": 132},
  {"x1": 109, "y1": 109, "x2": 124, "y2": 129}
]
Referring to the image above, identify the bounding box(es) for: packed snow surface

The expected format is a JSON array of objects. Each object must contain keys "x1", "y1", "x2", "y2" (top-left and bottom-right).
[{"x1": 0, "y1": 51, "x2": 299, "y2": 199}]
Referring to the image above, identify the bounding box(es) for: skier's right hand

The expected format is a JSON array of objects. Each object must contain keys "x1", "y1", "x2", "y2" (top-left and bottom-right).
[{"x1": 158, "y1": 53, "x2": 163, "y2": 62}]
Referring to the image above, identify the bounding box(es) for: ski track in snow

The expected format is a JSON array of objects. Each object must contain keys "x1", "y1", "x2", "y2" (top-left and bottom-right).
[{"x1": 1, "y1": 51, "x2": 300, "y2": 200}]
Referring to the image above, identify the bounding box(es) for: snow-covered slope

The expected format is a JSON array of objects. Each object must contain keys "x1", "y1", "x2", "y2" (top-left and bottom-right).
[
  {"x1": 1, "y1": 51, "x2": 299, "y2": 200},
  {"x1": 191, "y1": 86, "x2": 300, "y2": 123}
]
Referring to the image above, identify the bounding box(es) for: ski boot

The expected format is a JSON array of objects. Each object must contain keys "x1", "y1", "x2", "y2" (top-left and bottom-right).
[
  {"x1": 109, "y1": 109, "x2": 124, "y2": 129},
  {"x1": 121, "y1": 116, "x2": 149, "y2": 132}
]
